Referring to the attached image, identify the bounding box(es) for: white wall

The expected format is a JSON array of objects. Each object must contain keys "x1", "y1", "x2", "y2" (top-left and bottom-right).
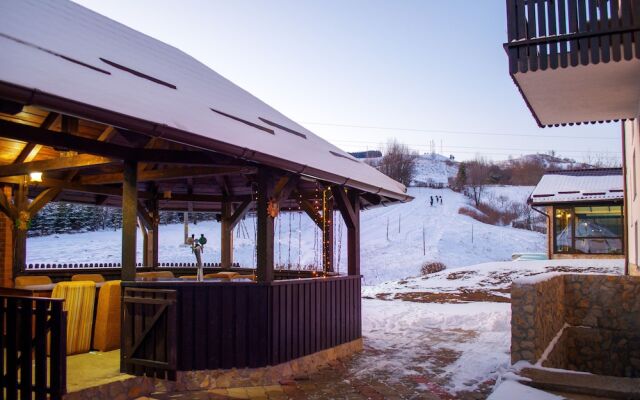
[{"x1": 624, "y1": 119, "x2": 640, "y2": 274}]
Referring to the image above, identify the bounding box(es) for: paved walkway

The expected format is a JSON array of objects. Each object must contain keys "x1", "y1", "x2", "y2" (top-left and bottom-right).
[{"x1": 141, "y1": 343, "x2": 492, "y2": 400}]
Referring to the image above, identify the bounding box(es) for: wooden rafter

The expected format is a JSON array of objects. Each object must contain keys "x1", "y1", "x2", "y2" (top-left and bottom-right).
[
  {"x1": 78, "y1": 165, "x2": 255, "y2": 185},
  {"x1": 12, "y1": 112, "x2": 60, "y2": 164},
  {"x1": 0, "y1": 154, "x2": 115, "y2": 178},
  {"x1": 0, "y1": 119, "x2": 234, "y2": 164}
]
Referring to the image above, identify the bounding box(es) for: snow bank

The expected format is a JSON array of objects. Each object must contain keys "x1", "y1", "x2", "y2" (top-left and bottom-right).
[{"x1": 363, "y1": 258, "x2": 624, "y2": 297}]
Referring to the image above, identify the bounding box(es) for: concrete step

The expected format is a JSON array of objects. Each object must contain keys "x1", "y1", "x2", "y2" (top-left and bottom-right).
[{"x1": 521, "y1": 368, "x2": 640, "y2": 400}]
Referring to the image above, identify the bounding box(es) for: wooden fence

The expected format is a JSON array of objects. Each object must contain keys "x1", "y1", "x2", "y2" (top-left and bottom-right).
[
  {"x1": 506, "y1": 0, "x2": 640, "y2": 74},
  {"x1": 0, "y1": 295, "x2": 67, "y2": 400},
  {"x1": 121, "y1": 275, "x2": 361, "y2": 375}
]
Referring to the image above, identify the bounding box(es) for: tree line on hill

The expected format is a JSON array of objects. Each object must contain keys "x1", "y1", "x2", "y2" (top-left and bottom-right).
[{"x1": 28, "y1": 203, "x2": 215, "y2": 237}]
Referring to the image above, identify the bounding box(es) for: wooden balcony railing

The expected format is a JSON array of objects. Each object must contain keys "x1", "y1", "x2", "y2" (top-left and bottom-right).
[
  {"x1": 1, "y1": 295, "x2": 67, "y2": 400},
  {"x1": 506, "y1": 0, "x2": 640, "y2": 74}
]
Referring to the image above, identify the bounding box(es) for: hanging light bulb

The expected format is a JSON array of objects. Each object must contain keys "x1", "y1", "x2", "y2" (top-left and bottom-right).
[{"x1": 29, "y1": 171, "x2": 43, "y2": 183}]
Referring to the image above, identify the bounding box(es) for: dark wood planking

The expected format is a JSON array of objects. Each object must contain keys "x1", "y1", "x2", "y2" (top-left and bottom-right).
[
  {"x1": 120, "y1": 277, "x2": 361, "y2": 372},
  {"x1": 537, "y1": 0, "x2": 548, "y2": 70},
  {"x1": 547, "y1": 0, "x2": 558, "y2": 69}
]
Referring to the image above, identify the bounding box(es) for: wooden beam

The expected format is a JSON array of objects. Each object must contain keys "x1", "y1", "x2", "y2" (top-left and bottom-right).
[
  {"x1": 121, "y1": 160, "x2": 138, "y2": 281},
  {"x1": 273, "y1": 175, "x2": 299, "y2": 204},
  {"x1": 229, "y1": 199, "x2": 252, "y2": 230},
  {"x1": 256, "y1": 171, "x2": 275, "y2": 282},
  {"x1": 78, "y1": 166, "x2": 256, "y2": 185},
  {"x1": 0, "y1": 119, "x2": 235, "y2": 164},
  {"x1": 12, "y1": 112, "x2": 60, "y2": 164},
  {"x1": 331, "y1": 186, "x2": 356, "y2": 229},
  {"x1": 220, "y1": 200, "x2": 234, "y2": 268},
  {"x1": 0, "y1": 154, "x2": 115, "y2": 178},
  {"x1": 27, "y1": 187, "x2": 61, "y2": 216},
  {"x1": 0, "y1": 189, "x2": 17, "y2": 220},
  {"x1": 137, "y1": 201, "x2": 153, "y2": 230},
  {"x1": 297, "y1": 195, "x2": 323, "y2": 229},
  {"x1": 97, "y1": 126, "x2": 117, "y2": 142}
]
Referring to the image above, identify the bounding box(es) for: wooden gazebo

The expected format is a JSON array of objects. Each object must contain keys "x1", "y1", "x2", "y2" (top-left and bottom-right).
[{"x1": 0, "y1": 0, "x2": 411, "y2": 387}]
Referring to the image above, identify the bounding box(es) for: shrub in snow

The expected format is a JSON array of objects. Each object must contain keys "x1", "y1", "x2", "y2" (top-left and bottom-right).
[{"x1": 421, "y1": 261, "x2": 446, "y2": 275}]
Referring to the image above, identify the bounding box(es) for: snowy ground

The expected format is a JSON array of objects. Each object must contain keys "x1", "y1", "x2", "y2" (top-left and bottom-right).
[
  {"x1": 359, "y1": 258, "x2": 623, "y2": 398},
  {"x1": 27, "y1": 187, "x2": 545, "y2": 285},
  {"x1": 360, "y1": 299, "x2": 511, "y2": 396}
]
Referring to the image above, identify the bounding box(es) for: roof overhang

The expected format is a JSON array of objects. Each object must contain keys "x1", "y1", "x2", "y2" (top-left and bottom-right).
[
  {"x1": 512, "y1": 59, "x2": 640, "y2": 127},
  {"x1": 0, "y1": 81, "x2": 413, "y2": 205}
]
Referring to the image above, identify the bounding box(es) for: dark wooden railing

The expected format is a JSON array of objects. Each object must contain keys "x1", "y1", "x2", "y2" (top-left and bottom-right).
[
  {"x1": 21, "y1": 264, "x2": 329, "y2": 282},
  {"x1": 1, "y1": 295, "x2": 67, "y2": 400},
  {"x1": 506, "y1": 0, "x2": 640, "y2": 74},
  {"x1": 121, "y1": 288, "x2": 177, "y2": 380},
  {"x1": 121, "y1": 275, "x2": 361, "y2": 375}
]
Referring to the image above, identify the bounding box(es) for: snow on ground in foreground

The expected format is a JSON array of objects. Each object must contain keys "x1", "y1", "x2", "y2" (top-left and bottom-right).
[
  {"x1": 487, "y1": 380, "x2": 563, "y2": 400},
  {"x1": 361, "y1": 299, "x2": 511, "y2": 394},
  {"x1": 363, "y1": 258, "x2": 624, "y2": 298},
  {"x1": 26, "y1": 187, "x2": 545, "y2": 285}
]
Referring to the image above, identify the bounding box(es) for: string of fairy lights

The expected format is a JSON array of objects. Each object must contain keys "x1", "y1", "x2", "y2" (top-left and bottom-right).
[{"x1": 245, "y1": 179, "x2": 345, "y2": 274}]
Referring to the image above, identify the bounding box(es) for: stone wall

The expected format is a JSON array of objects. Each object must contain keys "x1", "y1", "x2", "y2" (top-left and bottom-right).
[
  {"x1": 511, "y1": 273, "x2": 640, "y2": 377},
  {"x1": 511, "y1": 274, "x2": 565, "y2": 363}
]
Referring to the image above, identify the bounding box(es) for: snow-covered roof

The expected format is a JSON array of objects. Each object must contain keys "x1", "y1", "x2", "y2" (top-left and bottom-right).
[
  {"x1": 529, "y1": 168, "x2": 623, "y2": 205},
  {"x1": 0, "y1": 0, "x2": 410, "y2": 202}
]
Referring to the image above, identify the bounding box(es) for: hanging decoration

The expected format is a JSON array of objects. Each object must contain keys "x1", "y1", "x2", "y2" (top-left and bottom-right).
[{"x1": 267, "y1": 197, "x2": 279, "y2": 218}]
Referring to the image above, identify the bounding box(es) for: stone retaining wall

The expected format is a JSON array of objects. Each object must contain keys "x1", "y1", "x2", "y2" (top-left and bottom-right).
[{"x1": 512, "y1": 274, "x2": 640, "y2": 377}]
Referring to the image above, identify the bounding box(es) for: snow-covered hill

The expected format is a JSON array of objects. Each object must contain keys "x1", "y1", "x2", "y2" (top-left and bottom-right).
[
  {"x1": 499, "y1": 153, "x2": 590, "y2": 170},
  {"x1": 412, "y1": 153, "x2": 458, "y2": 186},
  {"x1": 27, "y1": 187, "x2": 545, "y2": 285}
]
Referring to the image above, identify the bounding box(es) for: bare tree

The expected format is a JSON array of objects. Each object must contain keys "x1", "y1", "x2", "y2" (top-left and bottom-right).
[
  {"x1": 377, "y1": 139, "x2": 418, "y2": 186},
  {"x1": 466, "y1": 157, "x2": 491, "y2": 207}
]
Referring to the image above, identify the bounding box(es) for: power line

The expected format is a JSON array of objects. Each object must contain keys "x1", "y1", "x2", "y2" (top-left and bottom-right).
[
  {"x1": 331, "y1": 139, "x2": 621, "y2": 155},
  {"x1": 302, "y1": 121, "x2": 620, "y2": 141}
]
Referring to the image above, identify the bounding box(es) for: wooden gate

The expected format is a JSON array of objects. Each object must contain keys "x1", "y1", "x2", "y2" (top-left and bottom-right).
[
  {"x1": 121, "y1": 288, "x2": 177, "y2": 380},
  {"x1": 0, "y1": 295, "x2": 67, "y2": 400}
]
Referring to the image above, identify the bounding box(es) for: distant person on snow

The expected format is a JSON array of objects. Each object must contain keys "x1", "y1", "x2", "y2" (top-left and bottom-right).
[{"x1": 430, "y1": 196, "x2": 434, "y2": 206}]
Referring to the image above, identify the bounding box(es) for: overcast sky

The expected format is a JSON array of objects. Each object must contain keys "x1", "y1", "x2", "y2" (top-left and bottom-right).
[{"x1": 74, "y1": 0, "x2": 621, "y2": 163}]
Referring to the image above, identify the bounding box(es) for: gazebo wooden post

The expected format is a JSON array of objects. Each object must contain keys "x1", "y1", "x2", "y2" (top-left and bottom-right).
[
  {"x1": 140, "y1": 195, "x2": 159, "y2": 269},
  {"x1": 12, "y1": 176, "x2": 27, "y2": 278},
  {"x1": 0, "y1": 185, "x2": 13, "y2": 286},
  {"x1": 322, "y1": 193, "x2": 334, "y2": 273},
  {"x1": 256, "y1": 171, "x2": 275, "y2": 282},
  {"x1": 332, "y1": 187, "x2": 360, "y2": 276},
  {"x1": 220, "y1": 200, "x2": 233, "y2": 268},
  {"x1": 121, "y1": 160, "x2": 138, "y2": 280}
]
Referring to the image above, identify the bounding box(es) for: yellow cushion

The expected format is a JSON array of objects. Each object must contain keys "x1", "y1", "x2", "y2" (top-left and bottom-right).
[
  {"x1": 93, "y1": 280, "x2": 121, "y2": 352},
  {"x1": 51, "y1": 281, "x2": 96, "y2": 355},
  {"x1": 136, "y1": 271, "x2": 175, "y2": 280},
  {"x1": 205, "y1": 272, "x2": 238, "y2": 280},
  {"x1": 14, "y1": 275, "x2": 52, "y2": 288},
  {"x1": 71, "y1": 274, "x2": 105, "y2": 283}
]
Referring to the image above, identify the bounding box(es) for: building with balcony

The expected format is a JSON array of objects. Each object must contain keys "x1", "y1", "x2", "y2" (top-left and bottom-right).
[{"x1": 505, "y1": 0, "x2": 640, "y2": 275}]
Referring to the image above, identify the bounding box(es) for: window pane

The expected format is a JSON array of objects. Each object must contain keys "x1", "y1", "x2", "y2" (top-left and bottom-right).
[
  {"x1": 554, "y1": 207, "x2": 573, "y2": 253},
  {"x1": 575, "y1": 238, "x2": 623, "y2": 254},
  {"x1": 574, "y1": 206, "x2": 623, "y2": 238}
]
